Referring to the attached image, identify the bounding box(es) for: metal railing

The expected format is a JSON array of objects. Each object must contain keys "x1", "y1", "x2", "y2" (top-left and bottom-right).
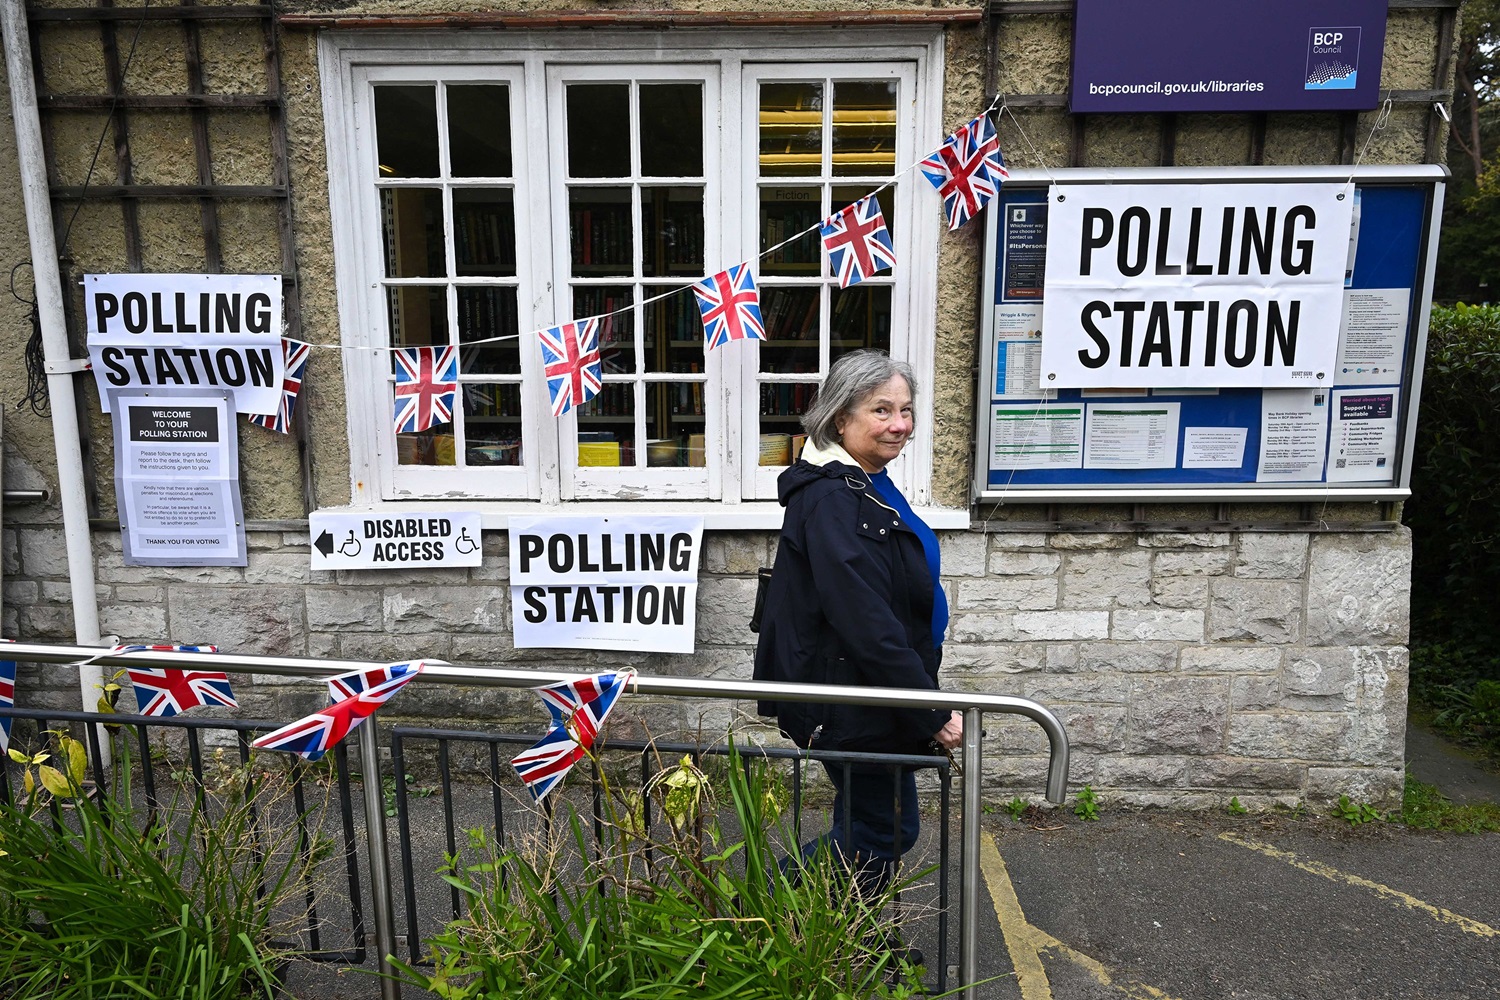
[{"x1": 0, "y1": 641, "x2": 1070, "y2": 1000}]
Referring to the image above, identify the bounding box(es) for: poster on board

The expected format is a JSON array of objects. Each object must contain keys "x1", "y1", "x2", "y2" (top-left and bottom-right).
[
  {"x1": 1041, "y1": 182, "x2": 1354, "y2": 390},
  {"x1": 86, "y1": 273, "x2": 284, "y2": 415},
  {"x1": 508, "y1": 515, "x2": 703, "y2": 654},
  {"x1": 108, "y1": 387, "x2": 246, "y2": 566}
]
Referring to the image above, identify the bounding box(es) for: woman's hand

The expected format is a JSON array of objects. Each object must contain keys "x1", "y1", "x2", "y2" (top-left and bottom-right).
[{"x1": 933, "y1": 711, "x2": 963, "y2": 750}]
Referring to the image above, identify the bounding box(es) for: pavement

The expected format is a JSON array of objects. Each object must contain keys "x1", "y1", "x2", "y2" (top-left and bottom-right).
[{"x1": 282, "y1": 720, "x2": 1500, "y2": 999}]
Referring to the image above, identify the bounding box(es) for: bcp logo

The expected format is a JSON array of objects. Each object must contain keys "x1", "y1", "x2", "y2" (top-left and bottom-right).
[{"x1": 1306, "y1": 26, "x2": 1361, "y2": 91}]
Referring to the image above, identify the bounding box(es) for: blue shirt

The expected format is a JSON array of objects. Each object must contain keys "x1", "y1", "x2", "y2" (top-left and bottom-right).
[{"x1": 869, "y1": 470, "x2": 948, "y2": 648}]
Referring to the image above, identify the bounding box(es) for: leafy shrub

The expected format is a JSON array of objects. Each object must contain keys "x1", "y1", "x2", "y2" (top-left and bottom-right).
[
  {"x1": 392, "y1": 743, "x2": 941, "y2": 999},
  {"x1": 0, "y1": 734, "x2": 332, "y2": 999}
]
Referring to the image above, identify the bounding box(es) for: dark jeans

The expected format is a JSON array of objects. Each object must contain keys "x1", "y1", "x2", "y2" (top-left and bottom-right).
[{"x1": 790, "y1": 761, "x2": 920, "y2": 897}]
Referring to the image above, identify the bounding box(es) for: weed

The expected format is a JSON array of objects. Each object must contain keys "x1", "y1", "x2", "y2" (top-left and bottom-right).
[
  {"x1": 1073, "y1": 785, "x2": 1099, "y2": 821},
  {"x1": 1006, "y1": 797, "x2": 1028, "y2": 820},
  {"x1": 1331, "y1": 794, "x2": 1383, "y2": 826},
  {"x1": 1226, "y1": 796, "x2": 1249, "y2": 816},
  {"x1": 1400, "y1": 773, "x2": 1500, "y2": 833}
]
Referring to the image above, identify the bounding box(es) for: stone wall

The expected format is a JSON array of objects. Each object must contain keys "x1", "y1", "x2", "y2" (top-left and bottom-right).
[{"x1": 2, "y1": 521, "x2": 1411, "y2": 807}]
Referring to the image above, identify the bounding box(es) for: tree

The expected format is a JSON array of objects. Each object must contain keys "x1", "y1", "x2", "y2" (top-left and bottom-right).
[{"x1": 1436, "y1": 2, "x2": 1500, "y2": 301}]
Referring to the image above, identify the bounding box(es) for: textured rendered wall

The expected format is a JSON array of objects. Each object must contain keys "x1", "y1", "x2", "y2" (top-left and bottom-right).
[{"x1": 0, "y1": 3, "x2": 1448, "y2": 808}]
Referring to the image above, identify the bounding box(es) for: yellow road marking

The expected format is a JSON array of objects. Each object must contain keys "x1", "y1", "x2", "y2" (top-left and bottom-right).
[
  {"x1": 978, "y1": 832, "x2": 1183, "y2": 1000},
  {"x1": 1219, "y1": 832, "x2": 1500, "y2": 938}
]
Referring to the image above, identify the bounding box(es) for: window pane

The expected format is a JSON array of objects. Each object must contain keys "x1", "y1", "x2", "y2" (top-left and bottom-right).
[
  {"x1": 646, "y1": 381, "x2": 705, "y2": 467},
  {"x1": 640, "y1": 84, "x2": 703, "y2": 177},
  {"x1": 569, "y1": 187, "x2": 633, "y2": 276},
  {"x1": 831, "y1": 183, "x2": 898, "y2": 240},
  {"x1": 448, "y1": 85, "x2": 512, "y2": 177},
  {"x1": 457, "y1": 287, "x2": 519, "y2": 374},
  {"x1": 758, "y1": 384, "x2": 815, "y2": 464},
  {"x1": 831, "y1": 285, "x2": 891, "y2": 360},
  {"x1": 577, "y1": 383, "x2": 634, "y2": 467},
  {"x1": 454, "y1": 189, "x2": 516, "y2": 277},
  {"x1": 375, "y1": 85, "x2": 439, "y2": 178},
  {"x1": 832, "y1": 81, "x2": 898, "y2": 177},
  {"x1": 758, "y1": 286, "x2": 819, "y2": 373},
  {"x1": 760, "y1": 82, "x2": 823, "y2": 177},
  {"x1": 382, "y1": 189, "x2": 444, "y2": 279},
  {"x1": 386, "y1": 286, "x2": 448, "y2": 348},
  {"x1": 464, "y1": 383, "x2": 522, "y2": 467},
  {"x1": 759, "y1": 186, "x2": 822, "y2": 277},
  {"x1": 643, "y1": 285, "x2": 698, "y2": 374},
  {"x1": 567, "y1": 84, "x2": 631, "y2": 178},
  {"x1": 643, "y1": 187, "x2": 704, "y2": 277},
  {"x1": 574, "y1": 286, "x2": 635, "y2": 375},
  {"x1": 397, "y1": 425, "x2": 456, "y2": 467}
]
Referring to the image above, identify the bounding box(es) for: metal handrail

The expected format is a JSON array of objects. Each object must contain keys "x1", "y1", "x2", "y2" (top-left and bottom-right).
[{"x1": 1, "y1": 641, "x2": 1070, "y2": 1000}]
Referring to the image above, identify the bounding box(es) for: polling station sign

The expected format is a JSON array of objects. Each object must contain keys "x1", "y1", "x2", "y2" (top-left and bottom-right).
[
  {"x1": 508, "y1": 515, "x2": 703, "y2": 654},
  {"x1": 308, "y1": 510, "x2": 483, "y2": 570},
  {"x1": 1040, "y1": 182, "x2": 1353, "y2": 390},
  {"x1": 86, "y1": 273, "x2": 284, "y2": 415}
]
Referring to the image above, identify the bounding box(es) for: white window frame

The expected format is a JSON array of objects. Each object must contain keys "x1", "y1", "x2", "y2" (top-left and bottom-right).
[{"x1": 321, "y1": 29, "x2": 950, "y2": 522}]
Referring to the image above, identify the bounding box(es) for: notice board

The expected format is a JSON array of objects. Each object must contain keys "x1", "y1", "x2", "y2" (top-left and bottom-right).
[{"x1": 974, "y1": 165, "x2": 1445, "y2": 502}]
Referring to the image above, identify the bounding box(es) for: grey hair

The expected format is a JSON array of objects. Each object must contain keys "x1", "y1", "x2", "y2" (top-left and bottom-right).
[{"x1": 801, "y1": 349, "x2": 917, "y2": 448}]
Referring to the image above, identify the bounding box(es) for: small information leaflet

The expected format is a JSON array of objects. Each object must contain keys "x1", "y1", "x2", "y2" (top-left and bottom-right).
[
  {"x1": 109, "y1": 387, "x2": 245, "y2": 566},
  {"x1": 508, "y1": 515, "x2": 704, "y2": 654},
  {"x1": 308, "y1": 510, "x2": 483, "y2": 571}
]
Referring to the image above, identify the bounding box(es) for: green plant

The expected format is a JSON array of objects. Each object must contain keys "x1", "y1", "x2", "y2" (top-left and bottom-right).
[
  {"x1": 1399, "y1": 773, "x2": 1500, "y2": 833},
  {"x1": 391, "y1": 742, "x2": 961, "y2": 999},
  {"x1": 1226, "y1": 796, "x2": 1249, "y2": 816},
  {"x1": 1073, "y1": 785, "x2": 1099, "y2": 822},
  {"x1": 0, "y1": 736, "x2": 334, "y2": 999},
  {"x1": 1331, "y1": 794, "x2": 1384, "y2": 826},
  {"x1": 1005, "y1": 797, "x2": 1028, "y2": 821}
]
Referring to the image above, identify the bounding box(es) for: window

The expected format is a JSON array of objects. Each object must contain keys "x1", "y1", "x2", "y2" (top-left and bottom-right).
[{"x1": 324, "y1": 32, "x2": 943, "y2": 510}]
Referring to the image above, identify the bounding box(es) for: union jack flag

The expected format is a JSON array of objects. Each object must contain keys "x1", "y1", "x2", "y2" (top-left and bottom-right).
[
  {"x1": 249, "y1": 338, "x2": 311, "y2": 434},
  {"x1": 537, "y1": 319, "x2": 603, "y2": 417},
  {"x1": 820, "y1": 195, "x2": 898, "y2": 289},
  {"x1": 253, "y1": 661, "x2": 425, "y2": 762},
  {"x1": 0, "y1": 660, "x2": 15, "y2": 754},
  {"x1": 128, "y1": 667, "x2": 237, "y2": 718},
  {"x1": 919, "y1": 112, "x2": 1008, "y2": 231},
  {"x1": 512, "y1": 670, "x2": 634, "y2": 802},
  {"x1": 693, "y1": 264, "x2": 766, "y2": 350},
  {"x1": 393, "y1": 346, "x2": 458, "y2": 434}
]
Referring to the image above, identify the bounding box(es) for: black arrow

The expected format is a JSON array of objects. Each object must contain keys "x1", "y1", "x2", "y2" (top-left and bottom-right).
[{"x1": 314, "y1": 530, "x2": 335, "y2": 557}]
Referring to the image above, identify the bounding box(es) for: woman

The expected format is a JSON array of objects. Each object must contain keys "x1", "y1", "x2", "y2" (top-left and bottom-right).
[{"x1": 753, "y1": 349, "x2": 962, "y2": 898}]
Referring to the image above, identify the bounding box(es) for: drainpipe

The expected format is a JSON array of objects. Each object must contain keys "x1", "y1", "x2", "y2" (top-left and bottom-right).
[{"x1": 2, "y1": 0, "x2": 107, "y2": 731}]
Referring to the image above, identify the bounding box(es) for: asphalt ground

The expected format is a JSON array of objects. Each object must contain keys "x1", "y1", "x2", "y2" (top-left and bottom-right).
[{"x1": 282, "y1": 723, "x2": 1500, "y2": 999}]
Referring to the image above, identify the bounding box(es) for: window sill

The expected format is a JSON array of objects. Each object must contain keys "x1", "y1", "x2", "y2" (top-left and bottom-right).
[{"x1": 308, "y1": 500, "x2": 973, "y2": 531}]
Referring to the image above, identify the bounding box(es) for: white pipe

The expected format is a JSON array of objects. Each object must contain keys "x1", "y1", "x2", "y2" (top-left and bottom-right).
[{"x1": 2, "y1": 0, "x2": 107, "y2": 729}]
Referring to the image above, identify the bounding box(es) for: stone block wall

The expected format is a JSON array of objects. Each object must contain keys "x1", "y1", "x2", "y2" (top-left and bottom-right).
[{"x1": 1, "y1": 521, "x2": 1411, "y2": 809}]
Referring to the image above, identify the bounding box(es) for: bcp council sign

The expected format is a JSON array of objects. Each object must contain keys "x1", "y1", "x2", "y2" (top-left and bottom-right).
[
  {"x1": 509, "y1": 515, "x2": 703, "y2": 654},
  {"x1": 1040, "y1": 182, "x2": 1353, "y2": 390}
]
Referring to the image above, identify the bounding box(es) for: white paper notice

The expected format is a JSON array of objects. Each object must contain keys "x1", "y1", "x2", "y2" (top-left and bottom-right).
[
  {"x1": 109, "y1": 387, "x2": 246, "y2": 566},
  {"x1": 1182, "y1": 427, "x2": 1247, "y2": 468},
  {"x1": 993, "y1": 304, "x2": 1051, "y2": 399},
  {"x1": 508, "y1": 515, "x2": 703, "y2": 654},
  {"x1": 1327, "y1": 388, "x2": 1400, "y2": 482},
  {"x1": 1256, "y1": 388, "x2": 1330, "y2": 482},
  {"x1": 989, "y1": 404, "x2": 1084, "y2": 469},
  {"x1": 1083, "y1": 402, "x2": 1181, "y2": 469},
  {"x1": 1335, "y1": 288, "x2": 1409, "y2": 385}
]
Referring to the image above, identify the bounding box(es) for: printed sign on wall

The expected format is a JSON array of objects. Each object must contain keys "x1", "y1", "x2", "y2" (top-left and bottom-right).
[
  {"x1": 508, "y1": 515, "x2": 703, "y2": 654},
  {"x1": 308, "y1": 510, "x2": 483, "y2": 570},
  {"x1": 1041, "y1": 182, "x2": 1354, "y2": 389},
  {"x1": 86, "y1": 273, "x2": 284, "y2": 415}
]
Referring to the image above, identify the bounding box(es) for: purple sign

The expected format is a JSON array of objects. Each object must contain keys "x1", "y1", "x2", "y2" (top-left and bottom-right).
[{"x1": 1070, "y1": 0, "x2": 1389, "y2": 114}]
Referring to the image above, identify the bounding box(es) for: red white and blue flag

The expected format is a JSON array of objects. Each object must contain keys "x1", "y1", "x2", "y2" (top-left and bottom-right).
[
  {"x1": 129, "y1": 666, "x2": 237, "y2": 718},
  {"x1": 538, "y1": 319, "x2": 603, "y2": 416},
  {"x1": 250, "y1": 338, "x2": 311, "y2": 434},
  {"x1": 0, "y1": 660, "x2": 15, "y2": 754},
  {"x1": 253, "y1": 661, "x2": 425, "y2": 762},
  {"x1": 820, "y1": 195, "x2": 898, "y2": 289},
  {"x1": 693, "y1": 264, "x2": 766, "y2": 350},
  {"x1": 919, "y1": 112, "x2": 1008, "y2": 231},
  {"x1": 512, "y1": 669, "x2": 634, "y2": 802},
  {"x1": 393, "y1": 346, "x2": 458, "y2": 434}
]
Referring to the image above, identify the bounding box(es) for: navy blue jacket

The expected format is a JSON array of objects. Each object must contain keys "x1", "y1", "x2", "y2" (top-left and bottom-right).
[{"x1": 752, "y1": 456, "x2": 949, "y2": 754}]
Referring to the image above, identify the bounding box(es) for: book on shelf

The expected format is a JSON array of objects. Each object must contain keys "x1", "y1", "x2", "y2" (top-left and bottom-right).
[{"x1": 685, "y1": 433, "x2": 707, "y2": 467}]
